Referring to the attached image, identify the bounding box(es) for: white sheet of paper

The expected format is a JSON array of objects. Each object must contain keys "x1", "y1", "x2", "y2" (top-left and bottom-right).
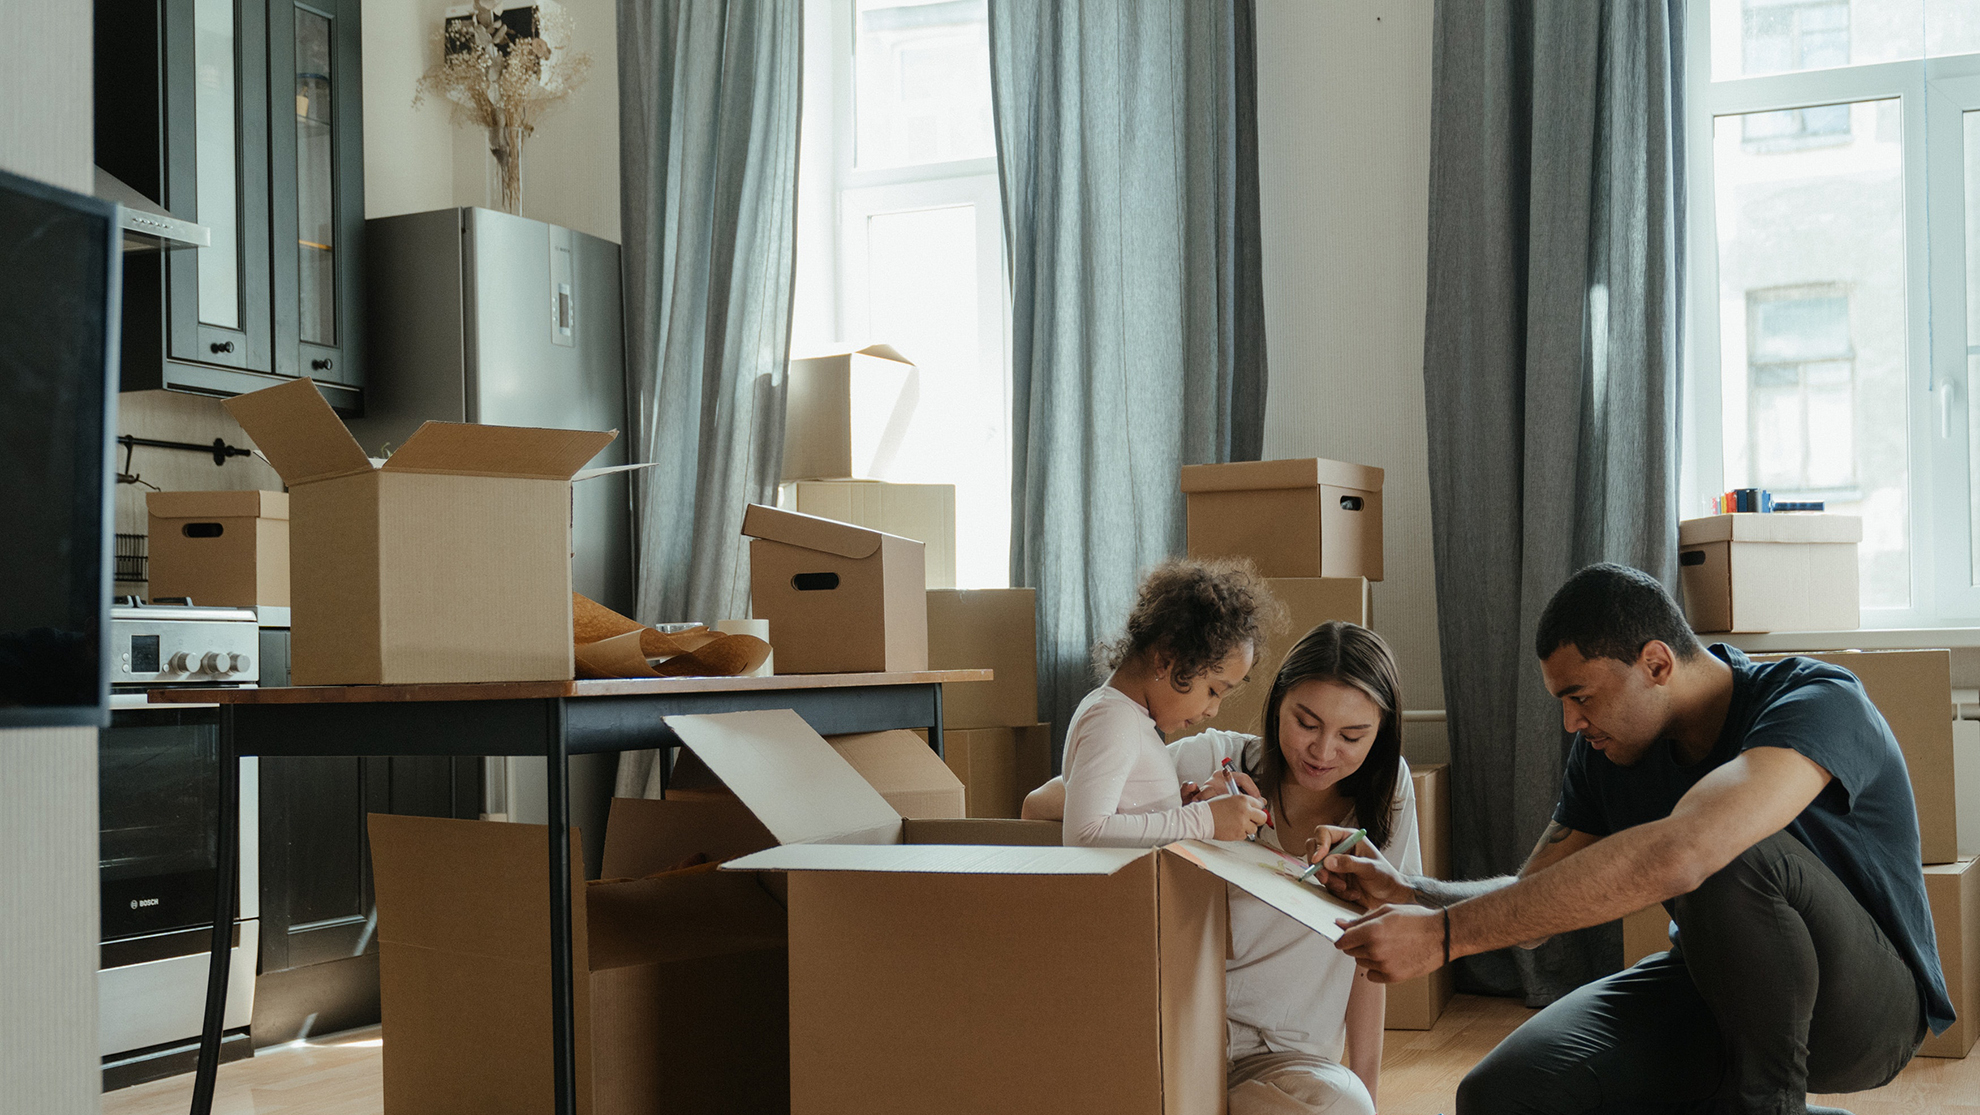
[{"x1": 1167, "y1": 837, "x2": 1368, "y2": 941}]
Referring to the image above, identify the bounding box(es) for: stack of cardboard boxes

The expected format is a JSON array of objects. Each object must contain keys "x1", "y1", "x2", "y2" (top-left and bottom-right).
[
  {"x1": 925, "y1": 588, "x2": 1051, "y2": 818},
  {"x1": 1618, "y1": 649, "x2": 1978, "y2": 1059}
]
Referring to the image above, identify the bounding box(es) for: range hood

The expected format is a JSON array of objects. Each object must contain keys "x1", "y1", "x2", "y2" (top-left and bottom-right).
[{"x1": 93, "y1": 167, "x2": 210, "y2": 252}]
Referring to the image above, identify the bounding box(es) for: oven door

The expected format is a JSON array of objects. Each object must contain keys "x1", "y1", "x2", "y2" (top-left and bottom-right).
[{"x1": 99, "y1": 699, "x2": 257, "y2": 940}]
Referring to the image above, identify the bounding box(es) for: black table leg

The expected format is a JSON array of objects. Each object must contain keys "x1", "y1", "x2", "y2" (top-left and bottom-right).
[
  {"x1": 189, "y1": 704, "x2": 239, "y2": 1115},
  {"x1": 546, "y1": 698, "x2": 577, "y2": 1115},
  {"x1": 928, "y1": 681, "x2": 945, "y2": 759}
]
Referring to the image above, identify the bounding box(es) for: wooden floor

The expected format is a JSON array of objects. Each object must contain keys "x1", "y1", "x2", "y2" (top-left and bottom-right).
[{"x1": 102, "y1": 996, "x2": 1978, "y2": 1115}]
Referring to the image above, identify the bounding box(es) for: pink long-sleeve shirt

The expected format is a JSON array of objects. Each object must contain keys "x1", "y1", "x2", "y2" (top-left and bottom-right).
[{"x1": 1060, "y1": 684, "x2": 1217, "y2": 847}]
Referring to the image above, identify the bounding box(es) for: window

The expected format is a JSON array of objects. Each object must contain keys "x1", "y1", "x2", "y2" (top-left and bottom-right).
[
  {"x1": 790, "y1": 0, "x2": 1011, "y2": 589},
  {"x1": 1685, "y1": 3, "x2": 1980, "y2": 622}
]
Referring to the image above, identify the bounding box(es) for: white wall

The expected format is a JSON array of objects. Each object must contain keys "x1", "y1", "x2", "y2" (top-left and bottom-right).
[
  {"x1": 0, "y1": 0, "x2": 103, "y2": 1108},
  {"x1": 363, "y1": 0, "x2": 621, "y2": 242},
  {"x1": 1253, "y1": 0, "x2": 1446, "y2": 762}
]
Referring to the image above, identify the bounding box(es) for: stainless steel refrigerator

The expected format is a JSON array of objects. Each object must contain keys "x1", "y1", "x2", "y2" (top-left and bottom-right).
[
  {"x1": 354, "y1": 206, "x2": 631, "y2": 615},
  {"x1": 354, "y1": 206, "x2": 630, "y2": 865}
]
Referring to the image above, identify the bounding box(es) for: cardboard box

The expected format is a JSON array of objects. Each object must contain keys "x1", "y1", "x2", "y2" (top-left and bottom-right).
[
  {"x1": 1919, "y1": 857, "x2": 1978, "y2": 1059},
  {"x1": 827, "y1": 730, "x2": 966, "y2": 819},
  {"x1": 1756, "y1": 650, "x2": 1958, "y2": 864},
  {"x1": 1202, "y1": 578, "x2": 1371, "y2": 736},
  {"x1": 699, "y1": 710, "x2": 1366, "y2": 1115},
  {"x1": 781, "y1": 344, "x2": 916, "y2": 481},
  {"x1": 225, "y1": 378, "x2": 614, "y2": 685},
  {"x1": 145, "y1": 490, "x2": 290, "y2": 608},
  {"x1": 367, "y1": 810, "x2": 789, "y2": 1115},
  {"x1": 742, "y1": 504, "x2": 928, "y2": 674},
  {"x1": 927, "y1": 588, "x2": 1039, "y2": 729},
  {"x1": 1621, "y1": 904, "x2": 1672, "y2": 968},
  {"x1": 1679, "y1": 514, "x2": 1861, "y2": 633},
  {"x1": 1181, "y1": 458, "x2": 1384, "y2": 581},
  {"x1": 1386, "y1": 763, "x2": 1454, "y2": 1030},
  {"x1": 1958, "y1": 720, "x2": 1980, "y2": 860},
  {"x1": 931, "y1": 723, "x2": 1052, "y2": 819},
  {"x1": 782, "y1": 480, "x2": 957, "y2": 590}
]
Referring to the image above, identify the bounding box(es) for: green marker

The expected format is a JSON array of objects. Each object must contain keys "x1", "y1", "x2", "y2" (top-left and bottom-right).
[{"x1": 1296, "y1": 827, "x2": 1367, "y2": 885}]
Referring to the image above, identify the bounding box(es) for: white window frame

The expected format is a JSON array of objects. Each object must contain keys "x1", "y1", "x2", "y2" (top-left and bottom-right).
[{"x1": 1681, "y1": 3, "x2": 1980, "y2": 626}]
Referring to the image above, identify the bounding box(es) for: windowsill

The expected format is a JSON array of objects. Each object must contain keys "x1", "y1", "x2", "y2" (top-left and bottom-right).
[{"x1": 1718, "y1": 628, "x2": 1980, "y2": 652}]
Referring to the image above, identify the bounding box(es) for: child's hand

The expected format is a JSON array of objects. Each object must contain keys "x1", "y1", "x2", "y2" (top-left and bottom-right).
[
  {"x1": 1214, "y1": 768, "x2": 1262, "y2": 800},
  {"x1": 1208, "y1": 792, "x2": 1269, "y2": 841}
]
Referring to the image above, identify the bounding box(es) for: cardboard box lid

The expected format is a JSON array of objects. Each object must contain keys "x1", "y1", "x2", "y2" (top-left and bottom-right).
[
  {"x1": 725, "y1": 841, "x2": 1149, "y2": 875},
  {"x1": 829, "y1": 730, "x2": 966, "y2": 815},
  {"x1": 224, "y1": 377, "x2": 374, "y2": 485},
  {"x1": 599, "y1": 796, "x2": 777, "y2": 879},
  {"x1": 741, "y1": 502, "x2": 919, "y2": 560},
  {"x1": 1180, "y1": 457, "x2": 1384, "y2": 495},
  {"x1": 795, "y1": 342, "x2": 914, "y2": 366},
  {"x1": 146, "y1": 489, "x2": 290, "y2": 521},
  {"x1": 663, "y1": 710, "x2": 905, "y2": 846},
  {"x1": 381, "y1": 421, "x2": 616, "y2": 481},
  {"x1": 1678, "y1": 513, "x2": 1863, "y2": 545}
]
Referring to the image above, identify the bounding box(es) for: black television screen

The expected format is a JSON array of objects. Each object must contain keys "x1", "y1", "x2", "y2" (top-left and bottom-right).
[{"x1": 0, "y1": 168, "x2": 119, "y2": 726}]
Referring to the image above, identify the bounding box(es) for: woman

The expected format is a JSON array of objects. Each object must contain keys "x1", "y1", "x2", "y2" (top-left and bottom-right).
[{"x1": 1026, "y1": 621, "x2": 1419, "y2": 1115}]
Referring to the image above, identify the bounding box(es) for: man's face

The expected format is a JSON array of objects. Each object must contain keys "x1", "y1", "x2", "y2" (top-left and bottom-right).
[{"x1": 1538, "y1": 644, "x2": 1673, "y2": 767}]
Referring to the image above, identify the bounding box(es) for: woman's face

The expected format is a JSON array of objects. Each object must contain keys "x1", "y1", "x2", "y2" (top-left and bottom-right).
[{"x1": 1274, "y1": 678, "x2": 1383, "y2": 793}]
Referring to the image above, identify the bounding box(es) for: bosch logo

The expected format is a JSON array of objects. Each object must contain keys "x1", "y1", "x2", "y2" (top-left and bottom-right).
[{"x1": 131, "y1": 898, "x2": 159, "y2": 909}]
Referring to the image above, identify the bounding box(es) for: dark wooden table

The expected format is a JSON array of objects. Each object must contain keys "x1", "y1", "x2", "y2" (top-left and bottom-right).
[{"x1": 154, "y1": 669, "x2": 991, "y2": 1115}]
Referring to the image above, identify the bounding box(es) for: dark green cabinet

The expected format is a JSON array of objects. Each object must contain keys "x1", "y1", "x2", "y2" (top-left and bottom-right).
[{"x1": 96, "y1": 0, "x2": 364, "y2": 410}]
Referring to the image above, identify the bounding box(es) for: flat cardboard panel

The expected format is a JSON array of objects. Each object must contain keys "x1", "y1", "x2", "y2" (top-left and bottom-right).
[
  {"x1": 598, "y1": 797, "x2": 776, "y2": 879},
  {"x1": 1320, "y1": 486, "x2": 1383, "y2": 583},
  {"x1": 145, "y1": 489, "x2": 289, "y2": 519},
  {"x1": 727, "y1": 841, "x2": 1145, "y2": 875},
  {"x1": 785, "y1": 481, "x2": 957, "y2": 590},
  {"x1": 381, "y1": 421, "x2": 615, "y2": 481},
  {"x1": 749, "y1": 538, "x2": 891, "y2": 672},
  {"x1": 1203, "y1": 578, "x2": 1371, "y2": 735},
  {"x1": 1187, "y1": 487, "x2": 1324, "y2": 578},
  {"x1": 665, "y1": 711, "x2": 906, "y2": 847},
  {"x1": 1678, "y1": 513, "x2": 1863, "y2": 546},
  {"x1": 289, "y1": 474, "x2": 384, "y2": 685},
  {"x1": 1755, "y1": 650, "x2": 1956, "y2": 863},
  {"x1": 1918, "y1": 858, "x2": 1978, "y2": 1059},
  {"x1": 1156, "y1": 852, "x2": 1230, "y2": 1115},
  {"x1": 223, "y1": 376, "x2": 372, "y2": 484},
  {"x1": 1679, "y1": 541, "x2": 1735, "y2": 634},
  {"x1": 1163, "y1": 841, "x2": 1361, "y2": 941},
  {"x1": 827, "y1": 730, "x2": 965, "y2": 819},
  {"x1": 1016, "y1": 722, "x2": 1053, "y2": 805},
  {"x1": 589, "y1": 946, "x2": 789, "y2": 1115},
  {"x1": 1183, "y1": 459, "x2": 1385, "y2": 580},
  {"x1": 1621, "y1": 905, "x2": 1672, "y2": 969},
  {"x1": 374, "y1": 473, "x2": 575, "y2": 684},
  {"x1": 878, "y1": 534, "x2": 931, "y2": 672},
  {"x1": 1958, "y1": 721, "x2": 1980, "y2": 860},
  {"x1": 927, "y1": 588, "x2": 1039, "y2": 729},
  {"x1": 784, "y1": 862, "x2": 1165, "y2": 1115}
]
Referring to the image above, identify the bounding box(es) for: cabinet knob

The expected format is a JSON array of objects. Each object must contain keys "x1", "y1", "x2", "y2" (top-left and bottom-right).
[
  {"x1": 311, "y1": 358, "x2": 333, "y2": 371},
  {"x1": 210, "y1": 341, "x2": 236, "y2": 354}
]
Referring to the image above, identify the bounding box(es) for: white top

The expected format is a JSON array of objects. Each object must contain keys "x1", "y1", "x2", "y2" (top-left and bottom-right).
[
  {"x1": 1060, "y1": 685, "x2": 1217, "y2": 847},
  {"x1": 1170, "y1": 729, "x2": 1420, "y2": 1062}
]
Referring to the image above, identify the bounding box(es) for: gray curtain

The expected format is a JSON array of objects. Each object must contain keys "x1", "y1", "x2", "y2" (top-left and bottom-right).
[
  {"x1": 620, "y1": 0, "x2": 801, "y2": 627},
  {"x1": 616, "y1": 0, "x2": 801, "y2": 798},
  {"x1": 1422, "y1": 0, "x2": 1685, "y2": 1003},
  {"x1": 989, "y1": 0, "x2": 1268, "y2": 762}
]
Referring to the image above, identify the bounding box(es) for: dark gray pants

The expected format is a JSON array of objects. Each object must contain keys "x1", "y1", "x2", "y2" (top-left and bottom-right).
[{"x1": 1457, "y1": 832, "x2": 1925, "y2": 1115}]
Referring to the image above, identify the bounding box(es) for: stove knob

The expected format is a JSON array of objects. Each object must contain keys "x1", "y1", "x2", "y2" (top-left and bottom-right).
[
  {"x1": 167, "y1": 651, "x2": 197, "y2": 673},
  {"x1": 200, "y1": 651, "x2": 229, "y2": 674},
  {"x1": 228, "y1": 653, "x2": 253, "y2": 675}
]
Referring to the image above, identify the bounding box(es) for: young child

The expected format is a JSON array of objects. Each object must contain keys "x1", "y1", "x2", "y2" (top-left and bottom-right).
[{"x1": 1061, "y1": 557, "x2": 1279, "y2": 847}]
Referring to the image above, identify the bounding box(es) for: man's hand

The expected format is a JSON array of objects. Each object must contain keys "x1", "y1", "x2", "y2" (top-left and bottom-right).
[
  {"x1": 1334, "y1": 904, "x2": 1446, "y2": 983},
  {"x1": 1305, "y1": 823, "x2": 1414, "y2": 908}
]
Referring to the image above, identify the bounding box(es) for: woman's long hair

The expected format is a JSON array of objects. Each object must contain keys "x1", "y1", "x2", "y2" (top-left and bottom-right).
[{"x1": 1250, "y1": 621, "x2": 1404, "y2": 851}]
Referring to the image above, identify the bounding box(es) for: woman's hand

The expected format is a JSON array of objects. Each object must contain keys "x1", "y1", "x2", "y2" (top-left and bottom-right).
[
  {"x1": 1305, "y1": 823, "x2": 1413, "y2": 907},
  {"x1": 1208, "y1": 792, "x2": 1270, "y2": 841},
  {"x1": 1184, "y1": 768, "x2": 1261, "y2": 805}
]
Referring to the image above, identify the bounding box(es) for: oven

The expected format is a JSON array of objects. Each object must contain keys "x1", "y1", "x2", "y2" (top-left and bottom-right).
[{"x1": 99, "y1": 603, "x2": 260, "y2": 1090}]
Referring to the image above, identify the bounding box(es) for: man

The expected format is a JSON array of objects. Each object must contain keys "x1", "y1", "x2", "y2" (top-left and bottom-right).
[{"x1": 1313, "y1": 563, "x2": 1951, "y2": 1115}]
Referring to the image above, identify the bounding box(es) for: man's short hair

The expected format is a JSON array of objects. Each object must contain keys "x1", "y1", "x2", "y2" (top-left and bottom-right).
[{"x1": 1534, "y1": 562, "x2": 1704, "y2": 664}]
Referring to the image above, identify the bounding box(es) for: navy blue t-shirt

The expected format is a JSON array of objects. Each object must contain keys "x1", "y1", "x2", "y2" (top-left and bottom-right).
[{"x1": 1552, "y1": 644, "x2": 1954, "y2": 1035}]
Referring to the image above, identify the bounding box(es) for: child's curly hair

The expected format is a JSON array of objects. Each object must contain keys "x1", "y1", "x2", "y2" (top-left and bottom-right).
[{"x1": 1095, "y1": 558, "x2": 1285, "y2": 689}]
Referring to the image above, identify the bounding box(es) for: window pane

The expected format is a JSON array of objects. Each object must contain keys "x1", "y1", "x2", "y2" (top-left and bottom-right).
[
  {"x1": 1925, "y1": 0, "x2": 1980, "y2": 58},
  {"x1": 1716, "y1": 0, "x2": 1980, "y2": 79},
  {"x1": 1714, "y1": 99, "x2": 1910, "y2": 608},
  {"x1": 194, "y1": 0, "x2": 239, "y2": 330},
  {"x1": 854, "y1": 0, "x2": 996, "y2": 169},
  {"x1": 296, "y1": 7, "x2": 335, "y2": 347},
  {"x1": 1966, "y1": 112, "x2": 1980, "y2": 585},
  {"x1": 861, "y1": 204, "x2": 1008, "y2": 587}
]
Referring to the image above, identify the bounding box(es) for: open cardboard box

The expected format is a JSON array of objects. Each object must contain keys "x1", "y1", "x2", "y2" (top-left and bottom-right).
[
  {"x1": 225, "y1": 378, "x2": 617, "y2": 685},
  {"x1": 688, "y1": 711, "x2": 1370, "y2": 1115}
]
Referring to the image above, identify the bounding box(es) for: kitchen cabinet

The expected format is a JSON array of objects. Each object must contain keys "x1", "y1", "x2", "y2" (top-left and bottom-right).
[{"x1": 95, "y1": 0, "x2": 365, "y2": 411}]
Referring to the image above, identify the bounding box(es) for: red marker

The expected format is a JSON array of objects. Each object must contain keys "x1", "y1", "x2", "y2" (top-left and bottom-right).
[{"x1": 1220, "y1": 757, "x2": 1272, "y2": 838}]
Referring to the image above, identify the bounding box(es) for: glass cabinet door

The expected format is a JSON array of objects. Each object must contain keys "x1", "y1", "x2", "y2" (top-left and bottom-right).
[{"x1": 270, "y1": 0, "x2": 362, "y2": 389}]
